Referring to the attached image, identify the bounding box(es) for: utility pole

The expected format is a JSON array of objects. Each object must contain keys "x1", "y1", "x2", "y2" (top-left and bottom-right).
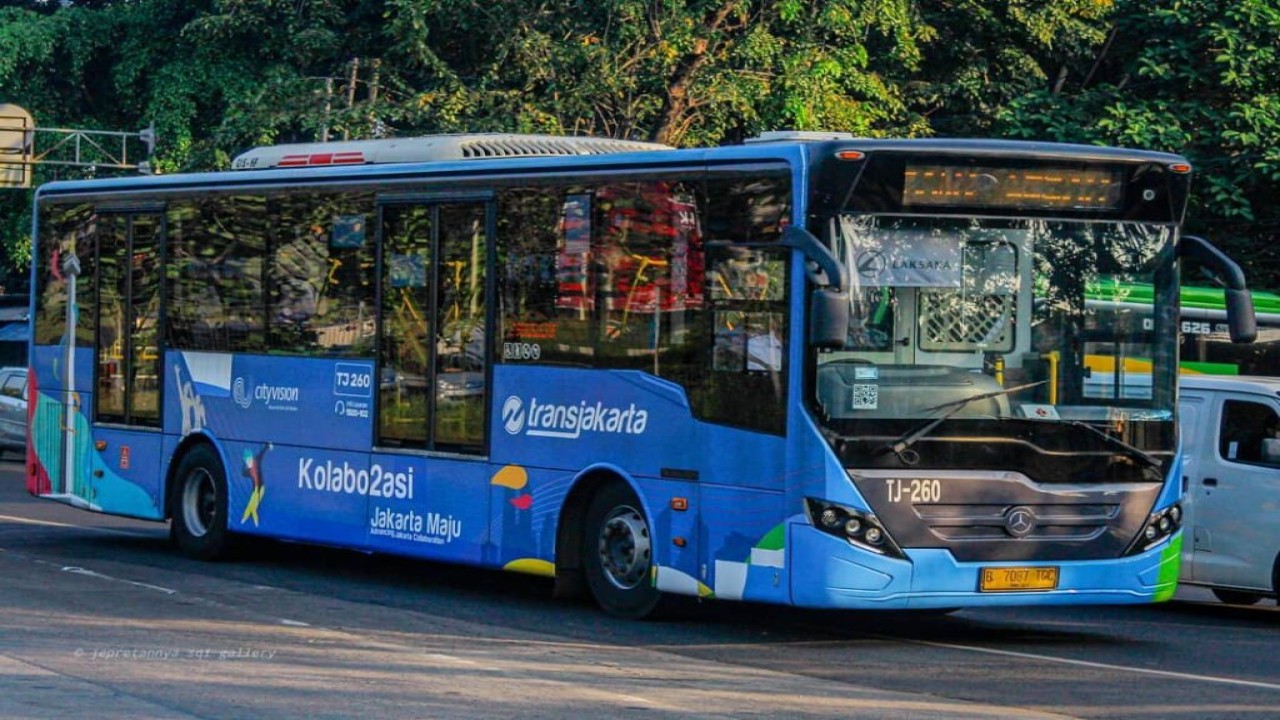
[{"x1": 343, "y1": 58, "x2": 360, "y2": 141}]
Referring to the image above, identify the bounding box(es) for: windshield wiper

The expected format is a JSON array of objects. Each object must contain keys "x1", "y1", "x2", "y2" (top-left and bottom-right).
[
  {"x1": 876, "y1": 381, "x2": 1047, "y2": 461},
  {"x1": 1063, "y1": 420, "x2": 1162, "y2": 468}
]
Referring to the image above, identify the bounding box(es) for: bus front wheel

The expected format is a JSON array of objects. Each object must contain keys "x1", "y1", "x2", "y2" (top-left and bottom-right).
[
  {"x1": 583, "y1": 483, "x2": 661, "y2": 619},
  {"x1": 171, "y1": 445, "x2": 230, "y2": 561}
]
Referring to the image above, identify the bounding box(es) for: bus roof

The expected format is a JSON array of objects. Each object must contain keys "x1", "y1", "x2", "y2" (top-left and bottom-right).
[{"x1": 33, "y1": 132, "x2": 1190, "y2": 199}]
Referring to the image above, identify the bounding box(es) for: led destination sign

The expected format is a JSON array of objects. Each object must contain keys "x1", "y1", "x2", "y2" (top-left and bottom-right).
[{"x1": 903, "y1": 164, "x2": 1125, "y2": 211}]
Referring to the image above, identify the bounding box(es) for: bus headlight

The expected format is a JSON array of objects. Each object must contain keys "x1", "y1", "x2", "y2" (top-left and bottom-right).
[
  {"x1": 805, "y1": 498, "x2": 905, "y2": 559},
  {"x1": 1126, "y1": 502, "x2": 1182, "y2": 555}
]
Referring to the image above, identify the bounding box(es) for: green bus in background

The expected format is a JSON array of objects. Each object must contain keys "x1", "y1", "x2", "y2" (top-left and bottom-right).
[{"x1": 1088, "y1": 280, "x2": 1280, "y2": 377}]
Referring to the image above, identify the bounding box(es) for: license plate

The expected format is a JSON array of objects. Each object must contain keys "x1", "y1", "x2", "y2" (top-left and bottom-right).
[{"x1": 979, "y1": 566, "x2": 1059, "y2": 592}]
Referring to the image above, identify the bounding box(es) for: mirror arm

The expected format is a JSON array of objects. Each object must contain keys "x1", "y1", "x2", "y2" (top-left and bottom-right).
[
  {"x1": 781, "y1": 225, "x2": 848, "y2": 291},
  {"x1": 1180, "y1": 235, "x2": 1257, "y2": 344}
]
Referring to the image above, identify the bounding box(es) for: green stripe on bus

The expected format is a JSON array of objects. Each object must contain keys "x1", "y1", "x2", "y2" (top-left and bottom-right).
[
  {"x1": 1153, "y1": 534, "x2": 1182, "y2": 603},
  {"x1": 1087, "y1": 279, "x2": 1280, "y2": 314},
  {"x1": 1179, "y1": 361, "x2": 1240, "y2": 375}
]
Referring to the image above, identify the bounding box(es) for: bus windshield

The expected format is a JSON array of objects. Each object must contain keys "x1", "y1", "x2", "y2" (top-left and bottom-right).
[{"x1": 815, "y1": 215, "x2": 1178, "y2": 432}]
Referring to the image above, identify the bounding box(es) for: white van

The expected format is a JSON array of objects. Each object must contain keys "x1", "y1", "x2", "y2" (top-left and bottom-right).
[{"x1": 1178, "y1": 375, "x2": 1280, "y2": 605}]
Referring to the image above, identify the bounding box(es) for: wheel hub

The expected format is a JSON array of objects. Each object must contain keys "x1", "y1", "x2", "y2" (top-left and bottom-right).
[
  {"x1": 597, "y1": 506, "x2": 651, "y2": 590},
  {"x1": 181, "y1": 468, "x2": 216, "y2": 538}
]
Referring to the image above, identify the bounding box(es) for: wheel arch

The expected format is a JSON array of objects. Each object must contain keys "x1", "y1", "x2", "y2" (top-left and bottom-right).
[
  {"x1": 164, "y1": 432, "x2": 229, "y2": 521},
  {"x1": 553, "y1": 464, "x2": 647, "y2": 600}
]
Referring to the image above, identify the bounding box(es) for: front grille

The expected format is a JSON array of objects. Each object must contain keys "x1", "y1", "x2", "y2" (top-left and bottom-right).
[
  {"x1": 915, "y1": 503, "x2": 1119, "y2": 541},
  {"x1": 849, "y1": 471, "x2": 1160, "y2": 562}
]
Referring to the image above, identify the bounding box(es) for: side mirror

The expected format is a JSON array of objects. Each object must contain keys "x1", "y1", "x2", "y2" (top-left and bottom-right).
[
  {"x1": 1223, "y1": 288, "x2": 1256, "y2": 343},
  {"x1": 781, "y1": 226, "x2": 849, "y2": 349},
  {"x1": 810, "y1": 289, "x2": 848, "y2": 348},
  {"x1": 1179, "y1": 235, "x2": 1257, "y2": 344}
]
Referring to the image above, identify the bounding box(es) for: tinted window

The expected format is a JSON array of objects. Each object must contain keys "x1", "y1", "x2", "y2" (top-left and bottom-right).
[
  {"x1": 692, "y1": 176, "x2": 790, "y2": 433},
  {"x1": 593, "y1": 180, "x2": 704, "y2": 371},
  {"x1": 95, "y1": 213, "x2": 163, "y2": 427},
  {"x1": 434, "y1": 204, "x2": 487, "y2": 450},
  {"x1": 96, "y1": 214, "x2": 127, "y2": 422},
  {"x1": 495, "y1": 172, "x2": 792, "y2": 434},
  {"x1": 166, "y1": 196, "x2": 267, "y2": 352},
  {"x1": 379, "y1": 204, "x2": 433, "y2": 449},
  {"x1": 268, "y1": 191, "x2": 376, "y2": 356},
  {"x1": 496, "y1": 186, "x2": 593, "y2": 366},
  {"x1": 35, "y1": 202, "x2": 96, "y2": 347}
]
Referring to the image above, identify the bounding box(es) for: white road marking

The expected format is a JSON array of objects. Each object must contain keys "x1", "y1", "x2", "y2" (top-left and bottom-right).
[
  {"x1": 896, "y1": 636, "x2": 1280, "y2": 692},
  {"x1": 61, "y1": 566, "x2": 179, "y2": 595},
  {"x1": 0, "y1": 513, "x2": 157, "y2": 538}
]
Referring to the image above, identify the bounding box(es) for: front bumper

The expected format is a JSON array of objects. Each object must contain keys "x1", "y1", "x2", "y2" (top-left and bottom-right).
[{"x1": 788, "y1": 522, "x2": 1181, "y2": 610}]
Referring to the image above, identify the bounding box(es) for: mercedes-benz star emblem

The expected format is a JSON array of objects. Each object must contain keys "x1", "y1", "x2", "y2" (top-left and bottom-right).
[{"x1": 1004, "y1": 506, "x2": 1036, "y2": 538}]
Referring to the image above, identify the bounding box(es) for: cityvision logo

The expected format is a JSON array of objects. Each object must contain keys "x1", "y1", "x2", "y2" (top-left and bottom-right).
[
  {"x1": 501, "y1": 396, "x2": 648, "y2": 439},
  {"x1": 233, "y1": 377, "x2": 301, "y2": 411}
]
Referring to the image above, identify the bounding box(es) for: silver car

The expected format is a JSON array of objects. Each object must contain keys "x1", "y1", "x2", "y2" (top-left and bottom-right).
[{"x1": 0, "y1": 367, "x2": 27, "y2": 457}]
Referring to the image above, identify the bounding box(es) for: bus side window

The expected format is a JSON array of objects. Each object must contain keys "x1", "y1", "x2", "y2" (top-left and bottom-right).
[{"x1": 688, "y1": 174, "x2": 791, "y2": 435}]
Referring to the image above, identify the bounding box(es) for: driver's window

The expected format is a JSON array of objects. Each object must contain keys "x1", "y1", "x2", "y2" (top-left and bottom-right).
[
  {"x1": 1218, "y1": 399, "x2": 1280, "y2": 465},
  {"x1": 709, "y1": 246, "x2": 784, "y2": 301},
  {"x1": 708, "y1": 245, "x2": 788, "y2": 374}
]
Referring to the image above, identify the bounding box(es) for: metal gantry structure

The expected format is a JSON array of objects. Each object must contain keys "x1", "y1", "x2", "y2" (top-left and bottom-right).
[{"x1": 1, "y1": 104, "x2": 154, "y2": 188}]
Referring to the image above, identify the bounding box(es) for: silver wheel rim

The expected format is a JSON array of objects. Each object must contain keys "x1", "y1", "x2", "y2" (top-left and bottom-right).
[
  {"x1": 181, "y1": 468, "x2": 216, "y2": 538},
  {"x1": 597, "y1": 504, "x2": 651, "y2": 590}
]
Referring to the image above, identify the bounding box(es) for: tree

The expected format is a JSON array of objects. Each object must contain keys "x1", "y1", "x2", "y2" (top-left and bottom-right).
[
  {"x1": 380, "y1": 0, "x2": 933, "y2": 146},
  {"x1": 995, "y1": 0, "x2": 1280, "y2": 288},
  {"x1": 908, "y1": 0, "x2": 1113, "y2": 136}
]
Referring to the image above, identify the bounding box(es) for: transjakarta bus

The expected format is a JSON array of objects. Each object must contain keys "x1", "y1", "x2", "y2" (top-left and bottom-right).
[{"x1": 27, "y1": 131, "x2": 1256, "y2": 617}]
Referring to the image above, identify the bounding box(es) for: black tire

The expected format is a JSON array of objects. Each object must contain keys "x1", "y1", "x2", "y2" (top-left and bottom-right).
[
  {"x1": 583, "y1": 482, "x2": 662, "y2": 619},
  {"x1": 170, "y1": 444, "x2": 230, "y2": 561},
  {"x1": 1211, "y1": 588, "x2": 1263, "y2": 606}
]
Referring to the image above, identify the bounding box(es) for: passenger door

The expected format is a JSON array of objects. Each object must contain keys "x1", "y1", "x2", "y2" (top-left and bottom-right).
[
  {"x1": 95, "y1": 212, "x2": 163, "y2": 427},
  {"x1": 378, "y1": 200, "x2": 490, "y2": 453},
  {"x1": 1187, "y1": 393, "x2": 1280, "y2": 591}
]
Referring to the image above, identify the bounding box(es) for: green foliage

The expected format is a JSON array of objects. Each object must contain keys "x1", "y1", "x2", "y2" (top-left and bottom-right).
[
  {"x1": 995, "y1": 0, "x2": 1280, "y2": 286},
  {"x1": 1, "y1": 0, "x2": 1278, "y2": 289},
  {"x1": 909, "y1": 0, "x2": 1113, "y2": 136}
]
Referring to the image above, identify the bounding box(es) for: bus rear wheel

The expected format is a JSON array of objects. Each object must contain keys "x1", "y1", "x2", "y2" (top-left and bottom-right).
[
  {"x1": 583, "y1": 483, "x2": 661, "y2": 619},
  {"x1": 1211, "y1": 588, "x2": 1263, "y2": 606},
  {"x1": 171, "y1": 445, "x2": 230, "y2": 561}
]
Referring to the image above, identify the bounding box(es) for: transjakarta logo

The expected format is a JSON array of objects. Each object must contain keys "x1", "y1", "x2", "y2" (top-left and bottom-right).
[
  {"x1": 501, "y1": 396, "x2": 648, "y2": 439},
  {"x1": 233, "y1": 377, "x2": 301, "y2": 410},
  {"x1": 297, "y1": 459, "x2": 415, "y2": 500}
]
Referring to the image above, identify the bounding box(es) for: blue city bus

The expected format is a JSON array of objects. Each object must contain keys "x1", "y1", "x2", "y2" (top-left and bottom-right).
[{"x1": 27, "y1": 131, "x2": 1255, "y2": 617}]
